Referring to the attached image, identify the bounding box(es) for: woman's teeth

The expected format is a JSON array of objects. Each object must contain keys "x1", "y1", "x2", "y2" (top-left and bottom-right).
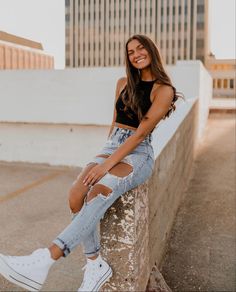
[{"x1": 136, "y1": 58, "x2": 145, "y2": 63}]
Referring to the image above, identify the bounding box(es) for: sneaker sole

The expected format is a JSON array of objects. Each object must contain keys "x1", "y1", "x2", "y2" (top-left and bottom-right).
[
  {"x1": 93, "y1": 266, "x2": 113, "y2": 291},
  {"x1": 0, "y1": 255, "x2": 42, "y2": 291}
]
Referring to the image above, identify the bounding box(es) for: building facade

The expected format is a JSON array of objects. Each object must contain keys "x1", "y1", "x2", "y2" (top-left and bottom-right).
[
  {"x1": 65, "y1": 0, "x2": 209, "y2": 67},
  {"x1": 206, "y1": 56, "x2": 236, "y2": 98},
  {"x1": 0, "y1": 31, "x2": 54, "y2": 70}
]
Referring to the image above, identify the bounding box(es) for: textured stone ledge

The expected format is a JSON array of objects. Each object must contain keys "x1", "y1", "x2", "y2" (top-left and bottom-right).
[{"x1": 101, "y1": 182, "x2": 149, "y2": 291}]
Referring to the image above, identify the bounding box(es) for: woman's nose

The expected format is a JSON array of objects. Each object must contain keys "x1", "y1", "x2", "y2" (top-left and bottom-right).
[{"x1": 133, "y1": 50, "x2": 140, "y2": 59}]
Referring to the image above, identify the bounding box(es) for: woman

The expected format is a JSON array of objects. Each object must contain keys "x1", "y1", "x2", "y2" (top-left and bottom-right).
[{"x1": 0, "y1": 34, "x2": 181, "y2": 291}]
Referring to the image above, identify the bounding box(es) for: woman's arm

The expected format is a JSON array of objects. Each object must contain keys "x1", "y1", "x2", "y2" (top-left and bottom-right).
[
  {"x1": 83, "y1": 85, "x2": 174, "y2": 186},
  {"x1": 107, "y1": 77, "x2": 127, "y2": 139},
  {"x1": 103, "y1": 85, "x2": 174, "y2": 170}
]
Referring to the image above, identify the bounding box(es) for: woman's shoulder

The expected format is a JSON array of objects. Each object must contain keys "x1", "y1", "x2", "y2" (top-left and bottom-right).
[
  {"x1": 117, "y1": 77, "x2": 127, "y2": 89},
  {"x1": 151, "y1": 83, "x2": 174, "y2": 103},
  {"x1": 116, "y1": 77, "x2": 127, "y2": 96}
]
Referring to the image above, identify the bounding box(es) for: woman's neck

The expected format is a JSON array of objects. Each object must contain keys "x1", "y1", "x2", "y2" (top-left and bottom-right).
[{"x1": 140, "y1": 68, "x2": 154, "y2": 81}]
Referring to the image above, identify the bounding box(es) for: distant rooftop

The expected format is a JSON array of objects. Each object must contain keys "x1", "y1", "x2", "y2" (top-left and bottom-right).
[{"x1": 0, "y1": 31, "x2": 43, "y2": 50}]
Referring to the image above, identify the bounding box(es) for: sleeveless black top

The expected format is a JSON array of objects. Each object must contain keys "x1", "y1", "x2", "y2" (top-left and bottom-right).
[{"x1": 115, "y1": 80, "x2": 155, "y2": 128}]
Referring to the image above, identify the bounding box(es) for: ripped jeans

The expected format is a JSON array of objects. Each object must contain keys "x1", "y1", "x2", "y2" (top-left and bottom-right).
[{"x1": 53, "y1": 126, "x2": 155, "y2": 257}]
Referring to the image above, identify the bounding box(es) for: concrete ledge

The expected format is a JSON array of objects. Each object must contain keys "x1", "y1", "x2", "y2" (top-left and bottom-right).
[{"x1": 101, "y1": 183, "x2": 149, "y2": 291}]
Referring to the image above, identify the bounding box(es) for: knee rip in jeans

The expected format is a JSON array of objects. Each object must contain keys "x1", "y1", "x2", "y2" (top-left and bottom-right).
[
  {"x1": 86, "y1": 183, "x2": 112, "y2": 203},
  {"x1": 86, "y1": 157, "x2": 133, "y2": 203}
]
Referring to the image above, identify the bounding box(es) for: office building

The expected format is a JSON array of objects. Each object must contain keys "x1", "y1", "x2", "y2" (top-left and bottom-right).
[
  {"x1": 206, "y1": 55, "x2": 236, "y2": 98},
  {"x1": 0, "y1": 31, "x2": 54, "y2": 70},
  {"x1": 65, "y1": 0, "x2": 209, "y2": 67}
]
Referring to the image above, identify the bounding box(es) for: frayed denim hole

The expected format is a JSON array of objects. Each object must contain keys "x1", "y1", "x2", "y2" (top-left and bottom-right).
[
  {"x1": 85, "y1": 190, "x2": 113, "y2": 206},
  {"x1": 97, "y1": 192, "x2": 113, "y2": 201}
]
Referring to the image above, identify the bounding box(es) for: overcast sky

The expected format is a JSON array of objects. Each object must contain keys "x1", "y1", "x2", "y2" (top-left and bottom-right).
[{"x1": 0, "y1": 0, "x2": 235, "y2": 69}]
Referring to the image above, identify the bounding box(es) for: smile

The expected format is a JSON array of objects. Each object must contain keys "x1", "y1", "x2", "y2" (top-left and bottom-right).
[{"x1": 136, "y1": 58, "x2": 146, "y2": 64}]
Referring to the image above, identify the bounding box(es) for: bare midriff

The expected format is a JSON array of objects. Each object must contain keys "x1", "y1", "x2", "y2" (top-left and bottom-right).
[{"x1": 114, "y1": 122, "x2": 137, "y2": 131}]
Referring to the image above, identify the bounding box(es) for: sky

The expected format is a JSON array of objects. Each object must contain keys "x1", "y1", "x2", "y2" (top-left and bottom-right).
[{"x1": 0, "y1": 0, "x2": 235, "y2": 69}]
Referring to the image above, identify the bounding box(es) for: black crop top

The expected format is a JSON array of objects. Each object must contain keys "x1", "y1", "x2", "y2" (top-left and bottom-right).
[{"x1": 115, "y1": 79, "x2": 155, "y2": 128}]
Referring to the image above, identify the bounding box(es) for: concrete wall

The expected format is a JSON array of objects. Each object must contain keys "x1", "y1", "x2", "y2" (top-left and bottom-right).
[
  {"x1": 0, "y1": 61, "x2": 211, "y2": 167},
  {"x1": 148, "y1": 100, "x2": 198, "y2": 269}
]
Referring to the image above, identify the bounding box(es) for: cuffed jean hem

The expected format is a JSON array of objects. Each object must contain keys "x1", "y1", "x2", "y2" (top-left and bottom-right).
[
  {"x1": 84, "y1": 247, "x2": 100, "y2": 258},
  {"x1": 53, "y1": 238, "x2": 71, "y2": 257}
]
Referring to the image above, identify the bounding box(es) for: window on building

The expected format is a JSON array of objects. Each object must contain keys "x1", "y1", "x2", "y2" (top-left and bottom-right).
[
  {"x1": 172, "y1": 39, "x2": 175, "y2": 48},
  {"x1": 65, "y1": 0, "x2": 70, "y2": 6},
  {"x1": 223, "y1": 79, "x2": 228, "y2": 88},
  {"x1": 185, "y1": 5, "x2": 187, "y2": 14},
  {"x1": 217, "y1": 79, "x2": 221, "y2": 89},
  {"x1": 197, "y1": 5, "x2": 204, "y2": 13},
  {"x1": 178, "y1": 5, "x2": 181, "y2": 14},
  {"x1": 213, "y1": 79, "x2": 216, "y2": 88},
  {"x1": 197, "y1": 22, "x2": 204, "y2": 29},
  {"x1": 230, "y1": 79, "x2": 234, "y2": 89},
  {"x1": 65, "y1": 14, "x2": 70, "y2": 22},
  {"x1": 197, "y1": 39, "x2": 204, "y2": 48}
]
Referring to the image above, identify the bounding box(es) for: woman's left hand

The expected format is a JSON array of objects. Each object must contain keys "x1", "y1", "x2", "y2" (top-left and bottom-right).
[{"x1": 83, "y1": 164, "x2": 109, "y2": 187}]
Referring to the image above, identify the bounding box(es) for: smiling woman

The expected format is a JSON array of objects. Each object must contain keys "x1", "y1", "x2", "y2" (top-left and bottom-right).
[
  {"x1": 122, "y1": 35, "x2": 181, "y2": 125},
  {"x1": 0, "y1": 34, "x2": 183, "y2": 292},
  {"x1": 127, "y1": 40, "x2": 152, "y2": 67}
]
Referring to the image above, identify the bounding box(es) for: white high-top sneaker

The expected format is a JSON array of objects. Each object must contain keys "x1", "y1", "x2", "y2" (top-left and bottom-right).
[
  {"x1": 78, "y1": 255, "x2": 113, "y2": 291},
  {"x1": 0, "y1": 248, "x2": 55, "y2": 291}
]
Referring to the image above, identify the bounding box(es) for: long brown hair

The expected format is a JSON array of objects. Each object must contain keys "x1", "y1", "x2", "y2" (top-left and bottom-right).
[{"x1": 122, "y1": 34, "x2": 183, "y2": 121}]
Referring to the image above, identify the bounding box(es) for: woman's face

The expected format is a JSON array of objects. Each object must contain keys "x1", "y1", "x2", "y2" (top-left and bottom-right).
[{"x1": 127, "y1": 39, "x2": 151, "y2": 70}]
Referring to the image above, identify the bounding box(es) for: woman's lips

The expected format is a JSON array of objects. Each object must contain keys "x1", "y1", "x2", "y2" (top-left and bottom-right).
[{"x1": 136, "y1": 58, "x2": 146, "y2": 64}]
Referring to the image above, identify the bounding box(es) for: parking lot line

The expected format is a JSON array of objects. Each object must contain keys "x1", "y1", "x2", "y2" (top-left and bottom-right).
[{"x1": 0, "y1": 171, "x2": 66, "y2": 203}]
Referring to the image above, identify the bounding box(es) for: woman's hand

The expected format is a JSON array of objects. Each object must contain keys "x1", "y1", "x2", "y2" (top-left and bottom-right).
[{"x1": 83, "y1": 164, "x2": 109, "y2": 187}]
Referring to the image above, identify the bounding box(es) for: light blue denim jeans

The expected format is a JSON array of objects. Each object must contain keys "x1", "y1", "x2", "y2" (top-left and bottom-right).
[{"x1": 53, "y1": 126, "x2": 155, "y2": 257}]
